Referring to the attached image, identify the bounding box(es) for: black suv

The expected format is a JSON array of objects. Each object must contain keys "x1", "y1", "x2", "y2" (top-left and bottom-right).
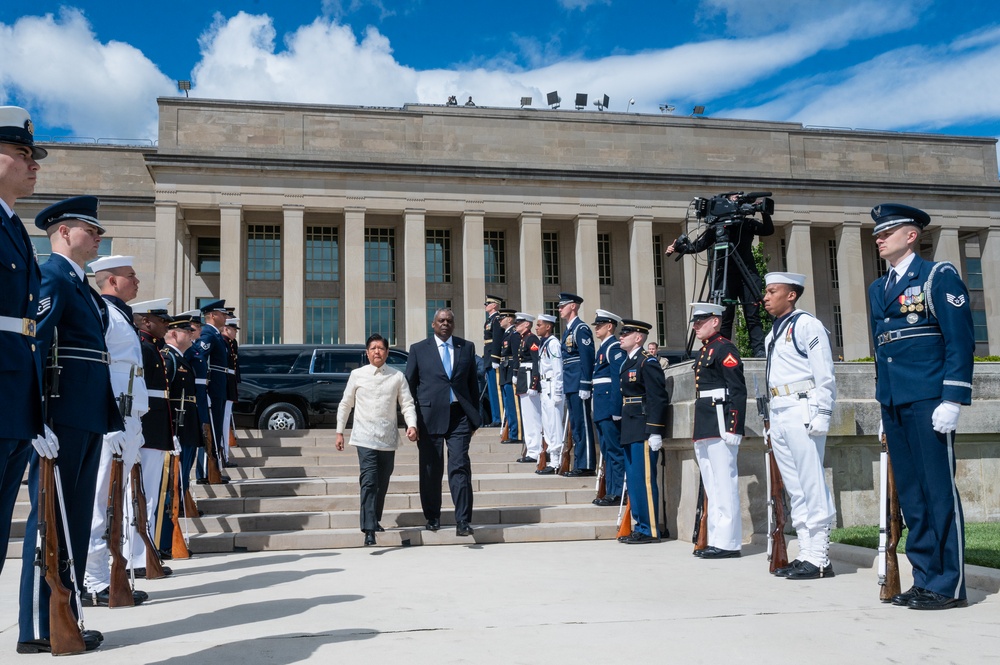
[{"x1": 233, "y1": 344, "x2": 409, "y2": 430}]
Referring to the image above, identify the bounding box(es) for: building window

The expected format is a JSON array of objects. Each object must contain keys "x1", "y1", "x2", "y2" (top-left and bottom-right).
[
  {"x1": 365, "y1": 228, "x2": 396, "y2": 282},
  {"x1": 779, "y1": 238, "x2": 788, "y2": 272},
  {"x1": 543, "y1": 231, "x2": 560, "y2": 285},
  {"x1": 366, "y1": 299, "x2": 396, "y2": 346},
  {"x1": 544, "y1": 301, "x2": 561, "y2": 337},
  {"x1": 598, "y1": 233, "x2": 613, "y2": 285},
  {"x1": 966, "y1": 257, "x2": 983, "y2": 290},
  {"x1": 656, "y1": 302, "x2": 666, "y2": 346},
  {"x1": 871, "y1": 245, "x2": 888, "y2": 279},
  {"x1": 426, "y1": 299, "x2": 452, "y2": 336},
  {"x1": 972, "y1": 309, "x2": 988, "y2": 343},
  {"x1": 306, "y1": 226, "x2": 339, "y2": 281},
  {"x1": 247, "y1": 225, "x2": 281, "y2": 281},
  {"x1": 484, "y1": 231, "x2": 506, "y2": 284},
  {"x1": 305, "y1": 298, "x2": 339, "y2": 344},
  {"x1": 31, "y1": 236, "x2": 112, "y2": 273},
  {"x1": 653, "y1": 235, "x2": 664, "y2": 287},
  {"x1": 828, "y1": 238, "x2": 839, "y2": 289},
  {"x1": 197, "y1": 237, "x2": 220, "y2": 274},
  {"x1": 426, "y1": 229, "x2": 452, "y2": 283},
  {"x1": 246, "y1": 297, "x2": 282, "y2": 344},
  {"x1": 832, "y1": 304, "x2": 844, "y2": 349}
]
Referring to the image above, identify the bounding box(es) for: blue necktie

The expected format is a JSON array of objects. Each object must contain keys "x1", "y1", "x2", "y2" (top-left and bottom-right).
[
  {"x1": 885, "y1": 270, "x2": 897, "y2": 294},
  {"x1": 441, "y1": 342, "x2": 456, "y2": 402}
]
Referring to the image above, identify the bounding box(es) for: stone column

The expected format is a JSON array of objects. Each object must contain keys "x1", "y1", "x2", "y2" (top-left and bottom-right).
[
  {"x1": 785, "y1": 220, "x2": 816, "y2": 315},
  {"x1": 574, "y1": 212, "x2": 600, "y2": 320},
  {"x1": 462, "y1": 210, "x2": 486, "y2": 341},
  {"x1": 978, "y1": 227, "x2": 1000, "y2": 354},
  {"x1": 519, "y1": 211, "x2": 543, "y2": 314},
  {"x1": 628, "y1": 214, "x2": 656, "y2": 333},
  {"x1": 153, "y1": 199, "x2": 179, "y2": 306},
  {"x1": 835, "y1": 221, "x2": 869, "y2": 360},
  {"x1": 282, "y1": 205, "x2": 305, "y2": 344},
  {"x1": 932, "y1": 225, "x2": 963, "y2": 272},
  {"x1": 343, "y1": 207, "x2": 366, "y2": 344},
  {"x1": 219, "y1": 203, "x2": 243, "y2": 312},
  {"x1": 403, "y1": 208, "x2": 427, "y2": 347}
]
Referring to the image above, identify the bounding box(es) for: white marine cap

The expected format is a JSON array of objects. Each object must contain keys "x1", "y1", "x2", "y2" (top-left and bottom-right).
[
  {"x1": 689, "y1": 302, "x2": 725, "y2": 322},
  {"x1": 764, "y1": 272, "x2": 807, "y2": 287},
  {"x1": 536, "y1": 314, "x2": 557, "y2": 324},
  {"x1": 591, "y1": 309, "x2": 622, "y2": 326},
  {"x1": 131, "y1": 298, "x2": 172, "y2": 315},
  {"x1": 225, "y1": 317, "x2": 240, "y2": 328},
  {"x1": 89, "y1": 255, "x2": 134, "y2": 272},
  {"x1": 514, "y1": 311, "x2": 535, "y2": 323}
]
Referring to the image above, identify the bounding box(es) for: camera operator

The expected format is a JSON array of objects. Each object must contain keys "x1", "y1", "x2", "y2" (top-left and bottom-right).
[{"x1": 666, "y1": 193, "x2": 774, "y2": 357}]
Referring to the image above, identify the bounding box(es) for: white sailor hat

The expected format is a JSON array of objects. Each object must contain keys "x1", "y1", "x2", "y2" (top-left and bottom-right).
[
  {"x1": 689, "y1": 302, "x2": 725, "y2": 322},
  {"x1": 591, "y1": 309, "x2": 622, "y2": 326},
  {"x1": 764, "y1": 272, "x2": 806, "y2": 287},
  {"x1": 89, "y1": 255, "x2": 134, "y2": 272},
  {"x1": 132, "y1": 298, "x2": 172, "y2": 317},
  {"x1": 514, "y1": 312, "x2": 535, "y2": 323},
  {"x1": 536, "y1": 314, "x2": 557, "y2": 324}
]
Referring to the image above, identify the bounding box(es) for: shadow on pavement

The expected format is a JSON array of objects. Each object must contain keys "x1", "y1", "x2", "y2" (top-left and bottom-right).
[{"x1": 141, "y1": 628, "x2": 380, "y2": 664}]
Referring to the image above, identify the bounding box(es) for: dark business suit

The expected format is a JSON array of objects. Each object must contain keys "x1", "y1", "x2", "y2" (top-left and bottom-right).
[{"x1": 405, "y1": 335, "x2": 481, "y2": 524}]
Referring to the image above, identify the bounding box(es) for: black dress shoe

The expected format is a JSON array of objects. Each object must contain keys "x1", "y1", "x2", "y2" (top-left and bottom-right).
[
  {"x1": 225, "y1": 460, "x2": 238, "y2": 468},
  {"x1": 425, "y1": 518, "x2": 440, "y2": 531},
  {"x1": 692, "y1": 548, "x2": 707, "y2": 557},
  {"x1": 772, "y1": 560, "x2": 803, "y2": 577},
  {"x1": 196, "y1": 478, "x2": 209, "y2": 485},
  {"x1": 698, "y1": 546, "x2": 741, "y2": 559},
  {"x1": 503, "y1": 438, "x2": 523, "y2": 444},
  {"x1": 516, "y1": 456, "x2": 537, "y2": 464},
  {"x1": 785, "y1": 561, "x2": 835, "y2": 580},
  {"x1": 133, "y1": 566, "x2": 173, "y2": 578},
  {"x1": 364, "y1": 530, "x2": 376, "y2": 546},
  {"x1": 84, "y1": 629, "x2": 104, "y2": 643},
  {"x1": 456, "y1": 522, "x2": 474, "y2": 536},
  {"x1": 375, "y1": 523, "x2": 385, "y2": 533},
  {"x1": 16, "y1": 631, "x2": 102, "y2": 654},
  {"x1": 562, "y1": 468, "x2": 596, "y2": 477},
  {"x1": 535, "y1": 466, "x2": 556, "y2": 475},
  {"x1": 621, "y1": 531, "x2": 660, "y2": 544},
  {"x1": 81, "y1": 588, "x2": 148, "y2": 607},
  {"x1": 890, "y1": 586, "x2": 926, "y2": 606},
  {"x1": 593, "y1": 495, "x2": 621, "y2": 506},
  {"x1": 908, "y1": 590, "x2": 968, "y2": 610}
]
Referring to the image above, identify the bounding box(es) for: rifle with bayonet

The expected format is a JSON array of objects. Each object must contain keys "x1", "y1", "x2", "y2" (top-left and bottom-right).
[
  {"x1": 692, "y1": 478, "x2": 708, "y2": 552},
  {"x1": 105, "y1": 454, "x2": 133, "y2": 608},
  {"x1": 755, "y1": 376, "x2": 789, "y2": 573},
  {"x1": 878, "y1": 429, "x2": 903, "y2": 601},
  {"x1": 130, "y1": 463, "x2": 166, "y2": 578},
  {"x1": 203, "y1": 419, "x2": 224, "y2": 485}
]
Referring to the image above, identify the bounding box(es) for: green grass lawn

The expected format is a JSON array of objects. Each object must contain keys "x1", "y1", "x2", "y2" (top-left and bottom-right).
[{"x1": 831, "y1": 523, "x2": 1000, "y2": 569}]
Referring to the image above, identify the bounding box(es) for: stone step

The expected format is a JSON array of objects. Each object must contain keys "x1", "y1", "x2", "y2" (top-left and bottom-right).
[
  {"x1": 229, "y1": 447, "x2": 530, "y2": 464},
  {"x1": 225, "y1": 461, "x2": 544, "y2": 479},
  {"x1": 233, "y1": 430, "x2": 509, "y2": 447}
]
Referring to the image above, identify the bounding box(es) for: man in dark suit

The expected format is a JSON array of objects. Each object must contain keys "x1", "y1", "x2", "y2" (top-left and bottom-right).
[{"x1": 405, "y1": 307, "x2": 481, "y2": 536}]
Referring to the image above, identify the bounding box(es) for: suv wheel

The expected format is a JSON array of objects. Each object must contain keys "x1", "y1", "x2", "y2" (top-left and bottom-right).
[{"x1": 258, "y1": 403, "x2": 305, "y2": 430}]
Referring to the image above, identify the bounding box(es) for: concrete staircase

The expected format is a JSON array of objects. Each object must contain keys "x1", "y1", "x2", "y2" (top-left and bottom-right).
[{"x1": 8, "y1": 429, "x2": 622, "y2": 557}]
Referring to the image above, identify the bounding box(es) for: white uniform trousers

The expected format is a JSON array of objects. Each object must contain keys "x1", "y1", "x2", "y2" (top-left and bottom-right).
[
  {"x1": 694, "y1": 436, "x2": 742, "y2": 551},
  {"x1": 126, "y1": 448, "x2": 167, "y2": 569},
  {"x1": 221, "y1": 400, "x2": 234, "y2": 462},
  {"x1": 539, "y1": 395, "x2": 565, "y2": 469},
  {"x1": 519, "y1": 393, "x2": 543, "y2": 459},
  {"x1": 769, "y1": 398, "x2": 836, "y2": 566}
]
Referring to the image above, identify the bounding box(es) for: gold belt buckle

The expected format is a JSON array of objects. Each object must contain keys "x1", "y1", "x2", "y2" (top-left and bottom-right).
[{"x1": 22, "y1": 318, "x2": 36, "y2": 337}]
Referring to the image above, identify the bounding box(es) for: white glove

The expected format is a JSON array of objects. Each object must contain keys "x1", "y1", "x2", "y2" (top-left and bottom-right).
[
  {"x1": 807, "y1": 414, "x2": 830, "y2": 437},
  {"x1": 612, "y1": 415, "x2": 622, "y2": 422},
  {"x1": 579, "y1": 390, "x2": 591, "y2": 400},
  {"x1": 32, "y1": 425, "x2": 60, "y2": 459},
  {"x1": 878, "y1": 419, "x2": 884, "y2": 441},
  {"x1": 648, "y1": 434, "x2": 663, "y2": 451},
  {"x1": 527, "y1": 389, "x2": 538, "y2": 397},
  {"x1": 492, "y1": 362, "x2": 500, "y2": 370},
  {"x1": 207, "y1": 394, "x2": 212, "y2": 408},
  {"x1": 172, "y1": 435, "x2": 182, "y2": 456},
  {"x1": 553, "y1": 392, "x2": 564, "y2": 404},
  {"x1": 721, "y1": 432, "x2": 742, "y2": 446},
  {"x1": 125, "y1": 416, "x2": 143, "y2": 440},
  {"x1": 931, "y1": 401, "x2": 961, "y2": 434},
  {"x1": 106, "y1": 430, "x2": 127, "y2": 456}
]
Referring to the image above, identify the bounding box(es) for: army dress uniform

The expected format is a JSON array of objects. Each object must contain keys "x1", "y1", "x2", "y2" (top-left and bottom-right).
[
  {"x1": 591, "y1": 310, "x2": 627, "y2": 504},
  {"x1": 483, "y1": 295, "x2": 504, "y2": 426},
  {"x1": 692, "y1": 307, "x2": 747, "y2": 554},
  {"x1": 514, "y1": 314, "x2": 543, "y2": 462},
  {"x1": 559, "y1": 293, "x2": 597, "y2": 475},
  {"x1": 498, "y1": 310, "x2": 521, "y2": 441},
  {"x1": 536, "y1": 319, "x2": 565, "y2": 473},
  {"x1": 188, "y1": 300, "x2": 230, "y2": 482},
  {"x1": 618, "y1": 320, "x2": 669, "y2": 542}
]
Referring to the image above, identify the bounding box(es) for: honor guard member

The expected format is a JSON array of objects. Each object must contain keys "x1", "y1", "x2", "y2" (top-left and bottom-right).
[
  {"x1": 761, "y1": 273, "x2": 837, "y2": 579},
  {"x1": 84, "y1": 255, "x2": 151, "y2": 605},
  {"x1": 690, "y1": 302, "x2": 747, "y2": 559},
  {"x1": 162, "y1": 316, "x2": 201, "y2": 519},
  {"x1": 498, "y1": 308, "x2": 521, "y2": 443},
  {"x1": 591, "y1": 310, "x2": 627, "y2": 506},
  {"x1": 0, "y1": 106, "x2": 45, "y2": 579},
  {"x1": 221, "y1": 316, "x2": 241, "y2": 466},
  {"x1": 616, "y1": 319, "x2": 669, "y2": 543},
  {"x1": 188, "y1": 299, "x2": 230, "y2": 484},
  {"x1": 130, "y1": 299, "x2": 176, "y2": 576},
  {"x1": 869, "y1": 203, "x2": 974, "y2": 610},
  {"x1": 19, "y1": 196, "x2": 123, "y2": 653},
  {"x1": 558, "y1": 292, "x2": 597, "y2": 477},
  {"x1": 513, "y1": 313, "x2": 542, "y2": 464},
  {"x1": 534, "y1": 314, "x2": 565, "y2": 475},
  {"x1": 483, "y1": 294, "x2": 504, "y2": 427}
]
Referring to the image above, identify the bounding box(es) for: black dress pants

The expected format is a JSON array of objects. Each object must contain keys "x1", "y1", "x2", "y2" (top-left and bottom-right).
[{"x1": 356, "y1": 446, "x2": 395, "y2": 532}]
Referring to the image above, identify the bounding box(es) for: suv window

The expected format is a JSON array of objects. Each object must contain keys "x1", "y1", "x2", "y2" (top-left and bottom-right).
[
  {"x1": 240, "y1": 348, "x2": 303, "y2": 375},
  {"x1": 385, "y1": 350, "x2": 408, "y2": 369},
  {"x1": 311, "y1": 349, "x2": 366, "y2": 374}
]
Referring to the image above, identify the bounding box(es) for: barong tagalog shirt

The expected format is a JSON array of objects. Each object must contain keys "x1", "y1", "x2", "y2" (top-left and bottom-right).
[{"x1": 336, "y1": 363, "x2": 418, "y2": 450}]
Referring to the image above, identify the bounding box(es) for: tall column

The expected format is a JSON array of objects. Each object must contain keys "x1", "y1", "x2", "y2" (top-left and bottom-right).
[
  {"x1": 628, "y1": 215, "x2": 656, "y2": 333},
  {"x1": 153, "y1": 199, "x2": 179, "y2": 306},
  {"x1": 462, "y1": 210, "x2": 486, "y2": 341},
  {"x1": 219, "y1": 203, "x2": 243, "y2": 312},
  {"x1": 978, "y1": 227, "x2": 1000, "y2": 354},
  {"x1": 403, "y1": 208, "x2": 427, "y2": 347},
  {"x1": 282, "y1": 205, "x2": 305, "y2": 344},
  {"x1": 574, "y1": 212, "x2": 600, "y2": 319},
  {"x1": 835, "y1": 221, "x2": 869, "y2": 360},
  {"x1": 343, "y1": 207, "x2": 366, "y2": 344},
  {"x1": 519, "y1": 211, "x2": 543, "y2": 314},
  {"x1": 932, "y1": 225, "x2": 963, "y2": 272},
  {"x1": 785, "y1": 220, "x2": 816, "y2": 315}
]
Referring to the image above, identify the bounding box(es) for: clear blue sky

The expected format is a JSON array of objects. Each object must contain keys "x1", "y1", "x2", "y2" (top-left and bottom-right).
[{"x1": 2, "y1": 0, "x2": 997, "y2": 170}]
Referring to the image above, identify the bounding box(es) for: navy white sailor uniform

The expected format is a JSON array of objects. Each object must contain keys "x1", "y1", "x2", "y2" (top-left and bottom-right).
[
  {"x1": 537, "y1": 335, "x2": 565, "y2": 469},
  {"x1": 499, "y1": 326, "x2": 520, "y2": 440},
  {"x1": 619, "y1": 349, "x2": 669, "y2": 538},
  {"x1": 593, "y1": 336, "x2": 627, "y2": 499},
  {"x1": 869, "y1": 254, "x2": 973, "y2": 601},
  {"x1": 484, "y1": 312, "x2": 503, "y2": 424},
  {"x1": 188, "y1": 323, "x2": 228, "y2": 478},
  {"x1": 516, "y1": 333, "x2": 543, "y2": 460},
  {"x1": 19, "y1": 253, "x2": 123, "y2": 644},
  {"x1": 562, "y1": 316, "x2": 596, "y2": 471}
]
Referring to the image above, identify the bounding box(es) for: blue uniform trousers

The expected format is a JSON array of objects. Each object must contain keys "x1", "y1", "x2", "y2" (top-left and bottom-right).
[
  {"x1": 501, "y1": 383, "x2": 520, "y2": 440},
  {"x1": 594, "y1": 419, "x2": 625, "y2": 498},
  {"x1": 567, "y1": 393, "x2": 596, "y2": 471},
  {"x1": 181, "y1": 444, "x2": 198, "y2": 492},
  {"x1": 0, "y1": 439, "x2": 32, "y2": 576},
  {"x1": 485, "y1": 366, "x2": 502, "y2": 424},
  {"x1": 19, "y1": 425, "x2": 102, "y2": 641},
  {"x1": 623, "y1": 441, "x2": 660, "y2": 538},
  {"x1": 882, "y1": 399, "x2": 966, "y2": 600}
]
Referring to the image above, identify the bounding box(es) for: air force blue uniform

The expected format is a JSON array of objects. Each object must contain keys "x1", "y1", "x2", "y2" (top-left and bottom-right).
[
  {"x1": 562, "y1": 315, "x2": 596, "y2": 471},
  {"x1": 592, "y1": 335, "x2": 626, "y2": 499},
  {"x1": 188, "y1": 320, "x2": 229, "y2": 479}
]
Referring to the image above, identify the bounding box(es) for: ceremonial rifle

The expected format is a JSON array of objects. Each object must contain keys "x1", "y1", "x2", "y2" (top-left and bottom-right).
[
  {"x1": 130, "y1": 463, "x2": 166, "y2": 578},
  {"x1": 692, "y1": 478, "x2": 708, "y2": 552},
  {"x1": 595, "y1": 451, "x2": 606, "y2": 501},
  {"x1": 558, "y1": 408, "x2": 574, "y2": 475},
  {"x1": 616, "y1": 477, "x2": 632, "y2": 539},
  {"x1": 203, "y1": 416, "x2": 224, "y2": 485},
  {"x1": 755, "y1": 376, "x2": 789, "y2": 572},
  {"x1": 166, "y1": 385, "x2": 192, "y2": 558},
  {"x1": 878, "y1": 430, "x2": 903, "y2": 601},
  {"x1": 105, "y1": 454, "x2": 133, "y2": 608}
]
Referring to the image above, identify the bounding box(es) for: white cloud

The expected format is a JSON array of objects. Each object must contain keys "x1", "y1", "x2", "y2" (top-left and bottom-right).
[
  {"x1": 556, "y1": 0, "x2": 612, "y2": 10},
  {"x1": 697, "y1": 0, "x2": 928, "y2": 35}
]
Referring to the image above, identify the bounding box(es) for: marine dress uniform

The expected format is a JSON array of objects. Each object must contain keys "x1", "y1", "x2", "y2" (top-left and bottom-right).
[
  {"x1": 868, "y1": 204, "x2": 974, "y2": 610},
  {"x1": 535, "y1": 316, "x2": 565, "y2": 474},
  {"x1": 618, "y1": 320, "x2": 669, "y2": 544},
  {"x1": 514, "y1": 314, "x2": 542, "y2": 463},
  {"x1": 498, "y1": 309, "x2": 521, "y2": 442},
  {"x1": 188, "y1": 300, "x2": 230, "y2": 483},
  {"x1": 483, "y1": 295, "x2": 504, "y2": 426},
  {"x1": 691, "y1": 303, "x2": 747, "y2": 557},
  {"x1": 559, "y1": 293, "x2": 596, "y2": 475},
  {"x1": 591, "y1": 310, "x2": 627, "y2": 505},
  {"x1": 763, "y1": 273, "x2": 837, "y2": 579}
]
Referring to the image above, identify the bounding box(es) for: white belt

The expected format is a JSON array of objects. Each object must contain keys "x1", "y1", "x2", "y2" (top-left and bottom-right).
[
  {"x1": 227, "y1": 368, "x2": 236, "y2": 375},
  {"x1": 195, "y1": 378, "x2": 208, "y2": 385},
  {"x1": 592, "y1": 377, "x2": 611, "y2": 385},
  {"x1": 111, "y1": 361, "x2": 143, "y2": 377},
  {"x1": 697, "y1": 388, "x2": 727, "y2": 400},
  {"x1": 770, "y1": 380, "x2": 815, "y2": 397},
  {"x1": 148, "y1": 391, "x2": 169, "y2": 400},
  {"x1": 520, "y1": 362, "x2": 533, "y2": 368},
  {"x1": 0, "y1": 315, "x2": 35, "y2": 337}
]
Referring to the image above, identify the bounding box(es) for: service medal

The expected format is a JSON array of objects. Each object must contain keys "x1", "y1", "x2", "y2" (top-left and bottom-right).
[
  {"x1": 906, "y1": 312, "x2": 919, "y2": 324},
  {"x1": 900, "y1": 305, "x2": 907, "y2": 313},
  {"x1": 908, "y1": 305, "x2": 916, "y2": 312},
  {"x1": 916, "y1": 304, "x2": 924, "y2": 311}
]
